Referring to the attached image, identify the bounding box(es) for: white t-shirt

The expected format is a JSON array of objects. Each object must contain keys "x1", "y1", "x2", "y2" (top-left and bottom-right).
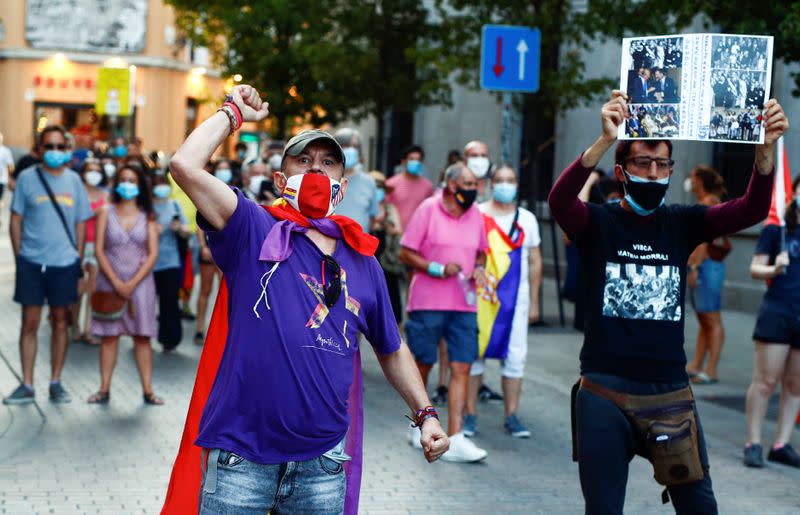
[
  {"x1": 479, "y1": 202, "x2": 540, "y2": 304},
  {"x1": 0, "y1": 145, "x2": 13, "y2": 185}
]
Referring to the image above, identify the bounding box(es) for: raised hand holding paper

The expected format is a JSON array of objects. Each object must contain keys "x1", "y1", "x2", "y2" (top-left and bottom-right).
[{"x1": 619, "y1": 34, "x2": 773, "y2": 144}]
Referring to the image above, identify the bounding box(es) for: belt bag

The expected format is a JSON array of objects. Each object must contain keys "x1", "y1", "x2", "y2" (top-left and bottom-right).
[
  {"x1": 91, "y1": 291, "x2": 134, "y2": 320},
  {"x1": 572, "y1": 377, "x2": 704, "y2": 487}
]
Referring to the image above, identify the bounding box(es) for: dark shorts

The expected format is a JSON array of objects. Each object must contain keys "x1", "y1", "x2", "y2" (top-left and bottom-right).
[
  {"x1": 404, "y1": 310, "x2": 478, "y2": 364},
  {"x1": 752, "y1": 302, "x2": 800, "y2": 349},
  {"x1": 14, "y1": 256, "x2": 80, "y2": 307}
]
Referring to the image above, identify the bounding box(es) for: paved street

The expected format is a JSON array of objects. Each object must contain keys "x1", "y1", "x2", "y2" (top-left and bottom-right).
[{"x1": 1, "y1": 217, "x2": 799, "y2": 513}]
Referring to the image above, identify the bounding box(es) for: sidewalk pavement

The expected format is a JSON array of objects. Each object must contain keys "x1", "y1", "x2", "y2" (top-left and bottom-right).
[{"x1": 0, "y1": 215, "x2": 799, "y2": 513}]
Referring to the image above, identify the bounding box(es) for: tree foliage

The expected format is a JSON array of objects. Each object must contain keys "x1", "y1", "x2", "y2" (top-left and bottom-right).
[{"x1": 166, "y1": 0, "x2": 448, "y2": 139}]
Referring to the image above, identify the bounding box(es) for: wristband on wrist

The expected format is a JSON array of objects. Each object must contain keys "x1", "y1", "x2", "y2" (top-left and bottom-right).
[
  {"x1": 405, "y1": 405, "x2": 439, "y2": 428},
  {"x1": 222, "y1": 101, "x2": 243, "y2": 128},
  {"x1": 427, "y1": 261, "x2": 445, "y2": 278},
  {"x1": 217, "y1": 105, "x2": 239, "y2": 134}
]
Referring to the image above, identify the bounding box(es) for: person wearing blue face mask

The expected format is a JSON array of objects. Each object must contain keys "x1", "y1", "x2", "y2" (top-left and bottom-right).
[
  {"x1": 4, "y1": 125, "x2": 93, "y2": 407},
  {"x1": 213, "y1": 160, "x2": 234, "y2": 185},
  {"x1": 332, "y1": 127, "x2": 380, "y2": 232},
  {"x1": 548, "y1": 90, "x2": 788, "y2": 514},
  {"x1": 152, "y1": 174, "x2": 190, "y2": 352},
  {"x1": 89, "y1": 163, "x2": 162, "y2": 405},
  {"x1": 464, "y1": 164, "x2": 542, "y2": 440}
]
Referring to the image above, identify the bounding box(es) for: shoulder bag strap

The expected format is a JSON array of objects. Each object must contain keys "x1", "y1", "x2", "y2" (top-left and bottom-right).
[{"x1": 35, "y1": 166, "x2": 77, "y2": 250}]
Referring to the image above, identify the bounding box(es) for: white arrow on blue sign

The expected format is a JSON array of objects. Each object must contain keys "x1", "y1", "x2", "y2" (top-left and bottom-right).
[{"x1": 480, "y1": 25, "x2": 541, "y2": 93}]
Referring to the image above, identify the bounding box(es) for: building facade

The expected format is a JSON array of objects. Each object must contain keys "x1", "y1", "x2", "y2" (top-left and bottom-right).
[{"x1": 0, "y1": 0, "x2": 226, "y2": 156}]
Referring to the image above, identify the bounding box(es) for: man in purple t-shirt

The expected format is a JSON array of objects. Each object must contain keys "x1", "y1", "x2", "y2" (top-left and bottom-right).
[{"x1": 170, "y1": 85, "x2": 448, "y2": 514}]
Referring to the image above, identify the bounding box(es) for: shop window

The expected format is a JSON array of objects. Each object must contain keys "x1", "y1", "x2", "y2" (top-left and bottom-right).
[
  {"x1": 712, "y1": 142, "x2": 751, "y2": 199},
  {"x1": 186, "y1": 98, "x2": 199, "y2": 138},
  {"x1": 33, "y1": 102, "x2": 134, "y2": 148}
]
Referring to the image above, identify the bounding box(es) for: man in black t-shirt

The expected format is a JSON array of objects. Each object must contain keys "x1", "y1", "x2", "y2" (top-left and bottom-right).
[{"x1": 548, "y1": 90, "x2": 788, "y2": 514}]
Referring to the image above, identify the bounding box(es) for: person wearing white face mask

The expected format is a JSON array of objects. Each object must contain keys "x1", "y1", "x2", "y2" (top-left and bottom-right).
[
  {"x1": 332, "y1": 127, "x2": 379, "y2": 232},
  {"x1": 71, "y1": 159, "x2": 110, "y2": 346},
  {"x1": 464, "y1": 140, "x2": 492, "y2": 202},
  {"x1": 464, "y1": 164, "x2": 541, "y2": 439}
]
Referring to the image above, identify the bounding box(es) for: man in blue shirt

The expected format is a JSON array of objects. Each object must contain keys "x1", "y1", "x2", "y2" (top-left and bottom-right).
[
  {"x1": 332, "y1": 128, "x2": 379, "y2": 232},
  {"x1": 4, "y1": 125, "x2": 93, "y2": 405}
]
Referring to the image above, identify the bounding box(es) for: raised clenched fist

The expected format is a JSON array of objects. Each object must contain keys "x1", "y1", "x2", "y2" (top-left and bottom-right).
[{"x1": 230, "y1": 85, "x2": 270, "y2": 123}]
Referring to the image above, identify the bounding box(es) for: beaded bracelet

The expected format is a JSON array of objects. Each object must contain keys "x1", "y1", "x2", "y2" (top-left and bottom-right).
[
  {"x1": 222, "y1": 101, "x2": 243, "y2": 128},
  {"x1": 405, "y1": 405, "x2": 439, "y2": 428},
  {"x1": 217, "y1": 105, "x2": 238, "y2": 134}
]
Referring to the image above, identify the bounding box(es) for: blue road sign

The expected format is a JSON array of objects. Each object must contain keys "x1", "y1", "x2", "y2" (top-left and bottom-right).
[{"x1": 480, "y1": 25, "x2": 540, "y2": 93}]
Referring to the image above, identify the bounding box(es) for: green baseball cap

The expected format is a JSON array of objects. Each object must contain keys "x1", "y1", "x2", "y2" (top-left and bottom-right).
[{"x1": 282, "y1": 129, "x2": 345, "y2": 165}]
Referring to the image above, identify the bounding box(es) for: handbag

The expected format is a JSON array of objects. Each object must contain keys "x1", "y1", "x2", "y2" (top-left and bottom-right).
[
  {"x1": 91, "y1": 290, "x2": 134, "y2": 321},
  {"x1": 707, "y1": 236, "x2": 732, "y2": 261}
]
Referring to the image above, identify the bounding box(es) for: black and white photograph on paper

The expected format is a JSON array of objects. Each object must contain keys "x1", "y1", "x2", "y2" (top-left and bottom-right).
[
  {"x1": 602, "y1": 263, "x2": 682, "y2": 322},
  {"x1": 619, "y1": 33, "x2": 773, "y2": 144},
  {"x1": 710, "y1": 70, "x2": 768, "y2": 109},
  {"x1": 712, "y1": 35, "x2": 769, "y2": 71},
  {"x1": 709, "y1": 107, "x2": 763, "y2": 143},
  {"x1": 625, "y1": 104, "x2": 680, "y2": 139},
  {"x1": 26, "y1": 0, "x2": 148, "y2": 53},
  {"x1": 627, "y1": 37, "x2": 684, "y2": 71}
]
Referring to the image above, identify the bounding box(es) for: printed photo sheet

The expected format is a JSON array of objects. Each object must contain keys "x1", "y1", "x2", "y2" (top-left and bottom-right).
[{"x1": 619, "y1": 34, "x2": 773, "y2": 144}]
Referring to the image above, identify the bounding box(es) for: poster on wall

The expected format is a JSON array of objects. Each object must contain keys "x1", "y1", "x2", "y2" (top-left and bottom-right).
[
  {"x1": 619, "y1": 34, "x2": 773, "y2": 144},
  {"x1": 25, "y1": 0, "x2": 148, "y2": 53}
]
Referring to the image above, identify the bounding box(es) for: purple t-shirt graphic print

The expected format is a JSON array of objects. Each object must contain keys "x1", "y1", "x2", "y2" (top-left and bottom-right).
[{"x1": 195, "y1": 189, "x2": 401, "y2": 464}]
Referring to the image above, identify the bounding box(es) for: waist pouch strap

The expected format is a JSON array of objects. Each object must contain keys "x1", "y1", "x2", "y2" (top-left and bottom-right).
[
  {"x1": 570, "y1": 380, "x2": 579, "y2": 462},
  {"x1": 576, "y1": 377, "x2": 705, "y2": 487}
]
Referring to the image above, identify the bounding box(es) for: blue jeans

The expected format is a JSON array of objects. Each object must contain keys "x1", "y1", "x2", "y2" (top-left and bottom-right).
[
  {"x1": 576, "y1": 373, "x2": 718, "y2": 515},
  {"x1": 691, "y1": 259, "x2": 725, "y2": 313},
  {"x1": 199, "y1": 446, "x2": 347, "y2": 514}
]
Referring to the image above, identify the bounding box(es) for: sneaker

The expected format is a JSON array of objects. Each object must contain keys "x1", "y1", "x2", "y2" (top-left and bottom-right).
[
  {"x1": 49, "y1": 382, "x2": 72, "y2": 404},
  {"x1": 180, "y1": 307, "x2": 196, "y2": 321},
  {"x1": 3, "y1": 384, "x2": 35, "y2": 405},
  {"x1": 441, "y1": 432, "x2": 487, "y2": 463},
  {"x1": 504, "y1": 414, "x2": 531, "y2": 438},
  {"x1": 743, "y1": 444, "x2": 764, "y2": 468},
  {"x1": 407, "y1": 423, "x2": 422, "y2": 449},
  {"x1": 431, "y1": 385, "x2": 448, "y2": 406},
  {"x1": 462, "y1": 414, "x2": 477, "y2": 437},
  {"x1": 478, "y1": 384, "x2": 503, "y2": 402},
  {"x1": 767, "y1": 444, "x2": 800, "y2": 468}
]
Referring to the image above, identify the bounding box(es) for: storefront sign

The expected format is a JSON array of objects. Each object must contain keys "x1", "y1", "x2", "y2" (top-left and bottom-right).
[{"x1": 96, "y1": 67, "x2": 133, "y2": 116}]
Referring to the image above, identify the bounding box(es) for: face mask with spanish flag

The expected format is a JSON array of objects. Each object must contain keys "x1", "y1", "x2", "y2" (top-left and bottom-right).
[{"x1": 281, "y1": 172, "x2": 343, "y2": 218}]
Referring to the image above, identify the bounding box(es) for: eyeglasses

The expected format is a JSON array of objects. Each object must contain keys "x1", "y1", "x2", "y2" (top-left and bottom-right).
[
  {"x1": 627, "y1": 156, "x2": 675, "y2": 171},
  {"x1": 43, "y1": 143, "x2": 67, "y2": 151},
  {"x1": 321, "y1": 255, "x2": 342, "y2": 307}
]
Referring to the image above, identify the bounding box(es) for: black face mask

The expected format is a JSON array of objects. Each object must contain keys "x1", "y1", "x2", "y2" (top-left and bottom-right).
[
  {"x1": 622, "y1": 170, "x2": 669, "y2": 215},
  {"x1": 453, "y1": 188, "x2": 478, "y2": 210}
]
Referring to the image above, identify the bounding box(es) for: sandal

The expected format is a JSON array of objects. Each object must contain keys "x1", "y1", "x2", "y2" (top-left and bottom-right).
[
  {"x1": 87, "y1": 391, "x2": 110, "y2": 404},
  {"x1": 143, "y1": 392, "x2": 164, "y2": 405},
  {"x1": 194, "y1": 331, "x2": 204, "y2": 346},
  {"x1": 691, "y1": 372, "x2": 718, "y2": 385}
]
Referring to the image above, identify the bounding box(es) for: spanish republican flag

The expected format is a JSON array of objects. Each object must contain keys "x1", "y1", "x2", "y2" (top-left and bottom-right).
[
  {"x1": 477, "y1": 214, "x2": 525, "y2": 359},
  {"x1": 765, "y1": 136, "x2": 792, "y2": 227}
]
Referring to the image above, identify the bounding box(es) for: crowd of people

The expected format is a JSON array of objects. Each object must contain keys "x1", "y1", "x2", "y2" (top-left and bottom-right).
[
  {"x1": 710, "y1": 108, "x2": 763, "y2": 142},
  {"x1": 629, "y1": 38, "x2": 683, "y2": 71},
  {"x1": 626, "y1": 104, "x2": 680, "y2": 138},
  {"x1": 711, "y1": 70, "x2": 767, "y2": 109},
  {"x1": 0, "y1": 78, "x2": 795, "y2": 514},
  {"x1": 711, "y1": 36, "x2": 769, "y2": 71}
]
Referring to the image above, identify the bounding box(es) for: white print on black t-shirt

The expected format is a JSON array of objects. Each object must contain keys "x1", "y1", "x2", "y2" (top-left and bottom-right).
[{"x1": 603, "y1": 262, "x2": 682, "y2": 321}]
